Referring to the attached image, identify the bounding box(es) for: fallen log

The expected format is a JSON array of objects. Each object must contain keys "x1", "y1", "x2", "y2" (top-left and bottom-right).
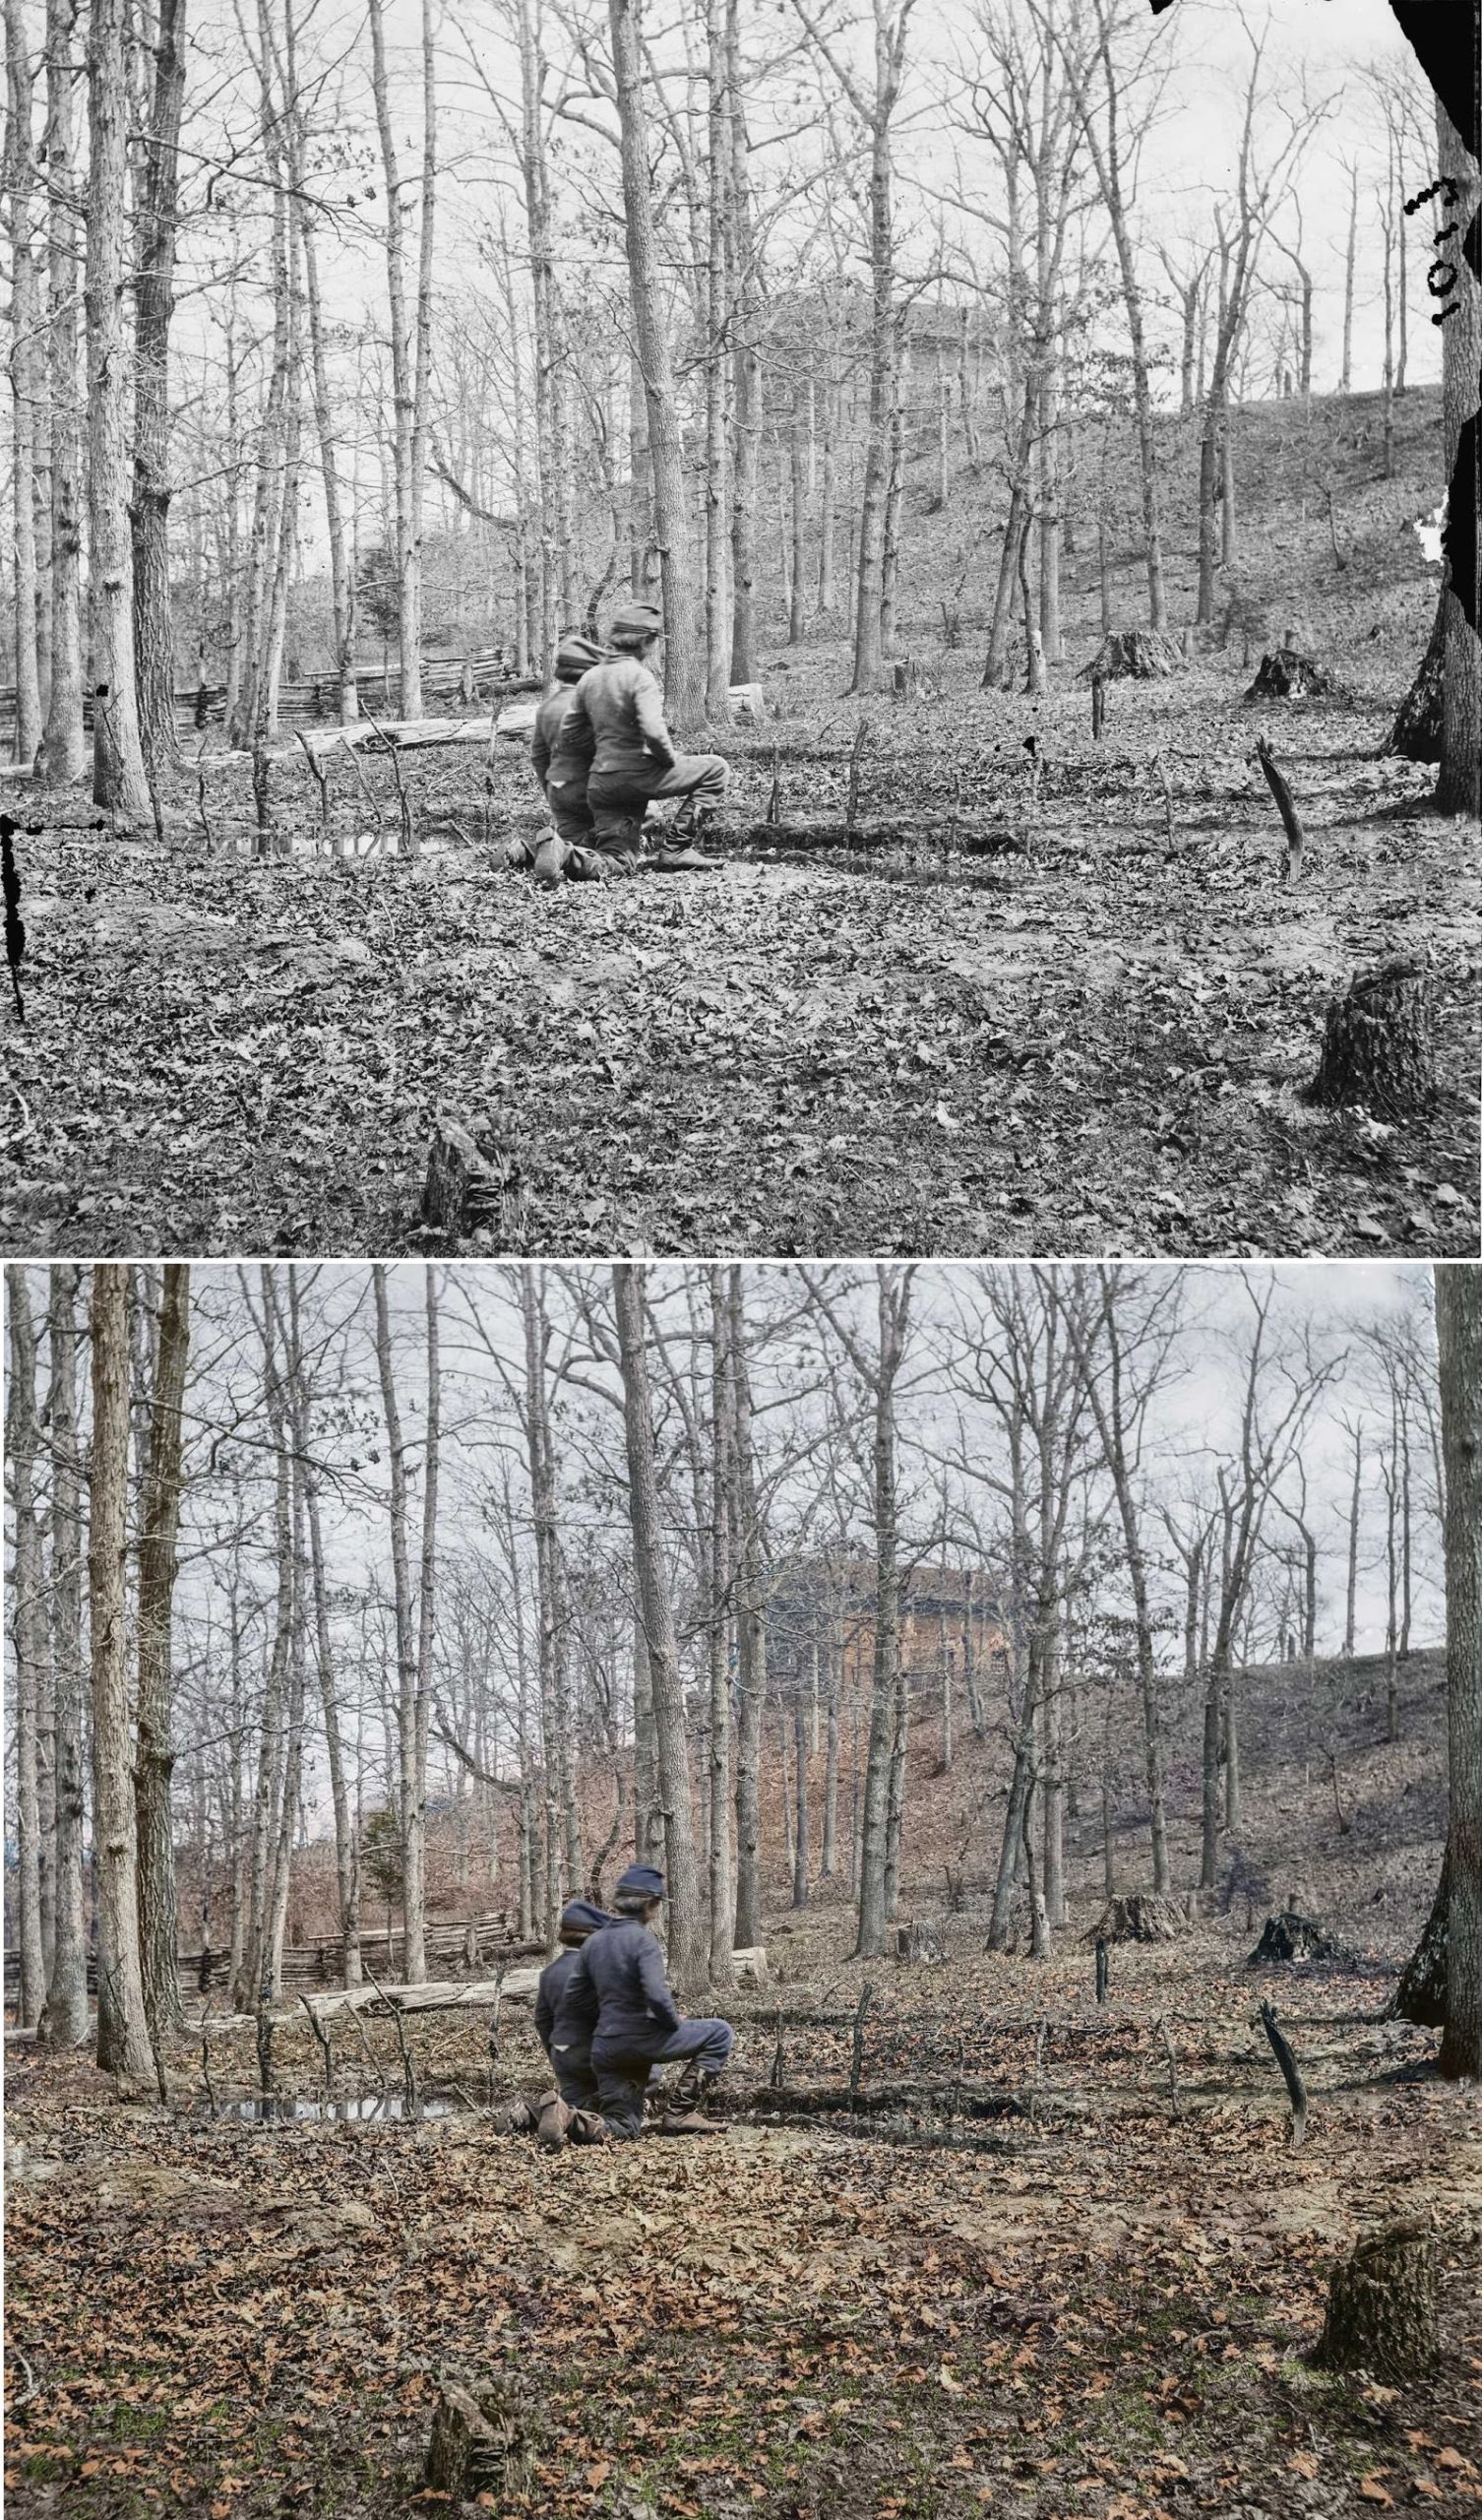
[
  {"x1": 730, "y1": 816, "x2": 1020, "y2": 854},
  {"x1": 725, "y1": 2078, "x2": 1020, "y2": 2121},
  {"x1": 192, "y1": 1968, "x2": 542, "y2": 2036}
]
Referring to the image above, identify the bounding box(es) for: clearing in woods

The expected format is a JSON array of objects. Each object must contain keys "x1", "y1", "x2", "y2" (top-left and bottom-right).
[
  {"x1": 2, "y1": 389, "x2": 1476, "y2": 1259},
  {"x1": 5, "y1": 1651, "x2": 1480, "y2": 2520},
  {"x1": 5, "y1": 1930, "x2": 1480, "y2": 2520}
]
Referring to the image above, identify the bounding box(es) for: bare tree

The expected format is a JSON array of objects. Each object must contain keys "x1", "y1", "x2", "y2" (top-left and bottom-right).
[
  {"x1": 613, "y1": 1263, "x2": 707, "y2": 1991},
  {"x1": 89, "y1": 1267, "x2": 156, "y2": 2090},
  {"x1": 135, "y1": 1263, "x2": 190, "y2": 2043}
]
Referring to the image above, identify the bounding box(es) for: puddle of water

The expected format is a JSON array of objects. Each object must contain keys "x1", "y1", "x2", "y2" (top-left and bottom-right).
[{"x1": 207, "y1": 2093, "x2": 456, "y2": 2124}]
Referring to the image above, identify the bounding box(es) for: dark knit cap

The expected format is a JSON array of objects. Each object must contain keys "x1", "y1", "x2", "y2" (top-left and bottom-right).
[
  {"x1": 606, "y1": 600, "x2": 663, "y2": 646},
  {"x1": 614, "y1": 1863, "x2": 665, "y2": 1904},
  {"x1": 557, "y1": 1897, "x2": 611, "y2": 1943},
  {"x1": 554, "y1": 631, "x2": 606, "y2": 682}
]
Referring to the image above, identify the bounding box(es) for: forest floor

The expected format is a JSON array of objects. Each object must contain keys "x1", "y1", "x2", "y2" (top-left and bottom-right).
[
  {"x1": 7, "y1": 1913, "x2": 1482, "y2": 2520},
  {"x1": 2, "y1": 669, "x2": 1475, "y2": 1261}
]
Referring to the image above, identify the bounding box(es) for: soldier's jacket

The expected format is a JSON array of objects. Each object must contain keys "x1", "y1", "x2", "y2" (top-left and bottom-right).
[
  {"x1": 534, "y1": 1944, "x2": 586, "y2": 2059},
  {"x1": 530, "y1": 684, "x2": 595, "y2": 789},
  {"x1": 554, "y1": 1917, "x2": 681, "y2": 2060},
  {"x1": 562, "y1": 657, "x2": 676, "y2": 781}
]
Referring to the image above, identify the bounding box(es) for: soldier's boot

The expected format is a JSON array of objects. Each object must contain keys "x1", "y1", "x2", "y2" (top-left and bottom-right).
[
  {"x1": 658, "y1": 2102, "x2": 725, "y2": 2135},
  {"x1": 660, "y1": 2068, "x2": 724, "y2": 2134},
  {"x1": 532, "y1": 831, "x2": 572, "y2": 890},
  {"x1": 644, "y1": 839, "x2": 719, "y2": 871},
  {"x1": 535, "y1": 2091, "x2": 573, "y2": 2153},
  {"x1": 670, "y1": 2060, "x2": 705, "y2": 2111}
]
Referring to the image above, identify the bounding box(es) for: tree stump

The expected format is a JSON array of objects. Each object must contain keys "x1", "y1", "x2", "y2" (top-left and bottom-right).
[
  {"x1": 1309, "y1": 965, "x2": 1437, "y2": 1119},
  {"x1": 426, "y1": 2377, "x2": 536, "y2": 2502},
  {"x1": 1086, "y1": 1893, "x2": 1188, "y2": 1944},
  {"x1": 1248, "y1": 1910, "x2": 1354, "y2": 1967},
  {"x1": 895, "y1": 1919, "x2": 946, "y2": 1964},
  {"x1": 422, "y1": 1115, "x2": 518, "y2": 1239},
  {"x1": 1387, "y1": 598, "x2": 1445, "y2": 763},
  {"x1": 1391, "y1": 1849, "x2": 1449, "y2": 2028},
  {"x1": 1312, "y1": 2225, "x2": 1439, "y2": 2377},
  {"x1": 1081, "y1": 628, "x2": 1183, "y2": 681},
  {"x1": 1245, "y1": 647, "x2": 1346, "y2": 701}
]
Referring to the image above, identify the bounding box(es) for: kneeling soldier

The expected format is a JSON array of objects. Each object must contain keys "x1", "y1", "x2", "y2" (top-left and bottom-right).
[
  {"x1": 531, "y1": 1896, "x2": 611, "y2": 2151},
  {"x1": 562, "y1": 604, "x2": 728, "y2": 873},
  {"x1": 563, "y1": 1861, "x2": 734, "y2": 2139}
]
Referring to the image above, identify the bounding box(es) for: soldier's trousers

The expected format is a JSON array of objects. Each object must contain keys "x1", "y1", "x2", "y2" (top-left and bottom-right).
[
  {"x1": 550, "y1": 2043, "x2": 600, "y2": 2110},
  {"x1": 593, "y1": 2019, "x2": 735, "y2": 2138},
  {"x1": 587, "y1": 754, "x2": 729, "y2": 851},
  {"x1": 544, "y1": 764, "x2": 595, "y2": 845}
]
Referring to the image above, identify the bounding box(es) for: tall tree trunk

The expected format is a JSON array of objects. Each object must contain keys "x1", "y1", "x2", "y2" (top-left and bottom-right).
[
  {"x1": 613, "y1": 1265, "x2": 706, "y2": 1993},
  {"x1": 130, "y1": 0, "x2": 186, "y2": 781},
  {"x1": 1344, "y1": 1424, "x2": 1362, "y2": 1656},
  {"x1": 367, "y1": 0, "x2": 424, "y2": 717},
  {"x1": 4, "y1": 0, "x2": 42, "y2": 766},
  {"x1": 85, "y1": 0, "x2": 151, "y2": 816},
  {"x1": 854, "y1": 1273, "x2": 909, "y2": 1958},
  {"x1": 1436, "y1": 101, "x2": 1480, "y2": 818},
  {"x1": 821, "y1": 1627, "x2": 839, "y2": 1874},
  {"x1": 847, "y1": 3, "x2": 909, "y2": 695},
  {"x1": 983, "y1": 382, "x2": 1034, "y2": 686},
  {"x1": 89, "y1": 1267, "x2": 156, "y2": 2090},
  {"x1": 708, "y1": 1268, "x2": 735, "y2": 1978},
  {"x1": 727, "y1": 0, "x2": 760, "y2": 682},
  {"x1": 703, "y1": 0, "x2": 732, "y2": 712},
  {"x1": 789, "y1": 404, "x2": 807, "y2": 645},
  {"x1": 286, "y1": 1276, "x2": 360, "y2": 1984},
  {"x1": 1437, "y1": 1266, "x2": 1481, "y2": 2078},
  {"x1": 285, "y1": 9, "x2": 356, "y2": 722},
  {"x1": 135, "y1": 1263, "x2": 190, "y2": 2045},
  {"x1": 609, "y1": 0, "x2": 704, "y2": 729},
  {"x1": 522, "y1": 1271, "x2": 577, "y2": 1919},
  {"x1": 40, "y1": 1269, "x2": 89, "y2": 2046},
  {"x1": 36, "y1": 0, "x2": 85, "y2": 783},
  {"x1": 729, "y1": 1267, "x2": 766, "y2": 1952},
  {"x1": 6, "y1": 1272, "x2": 47, "y2": 2024},
  {"x1": 792, "y1": 1692, "x2": 810, "y2": 1907},
  {"x1": 817, "y1": 348, "x2": 837, "y2": 611},
  {"x1": 372, "y1": 1265, "x2": 426, "y2": 1982},
  {"x1": 1339, "y1": 162, "x2": 1357, "y2": 392}
]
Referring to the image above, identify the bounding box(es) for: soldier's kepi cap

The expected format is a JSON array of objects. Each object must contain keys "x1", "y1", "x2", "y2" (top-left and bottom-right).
[
  {"x1": 557, "y1": 1897, "x2": 610, "y2": 1940},
  {"x1": 606, "y1": 600, "x2": 663, "y2": 642},
  {"x1": 614, "y1": 1863, "x2": 665, "y2": 1902},
  {"x1": 554, "y1": 631, "x2": 606, "y2": 681}
]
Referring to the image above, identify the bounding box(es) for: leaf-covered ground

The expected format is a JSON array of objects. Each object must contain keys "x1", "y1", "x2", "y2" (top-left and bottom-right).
[
  {"x1": 6, "y1": 1926, "x2": 1482, "y2": 2520},
  {"x1": 1, "y1": 657, "x2": 1476, "y2": 1259}
]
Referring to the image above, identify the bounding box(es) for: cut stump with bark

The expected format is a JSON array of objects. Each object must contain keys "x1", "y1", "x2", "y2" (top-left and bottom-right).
[
  {"x1": 1245, "y1": 647, "x2": 1347, "y2": 701},
  {"x1": 1391, "y1": 1849, "x2": 1449, "y2": 2028},
  {"x1": 1085, "y1": 1894, "x2": 1188, "y2": 1944},
  {"x1": 1387, "y1": 599, "x2": 1446, "y2": 762},
  {"x1": 1312, "y1": 2224, "x2": 1439, "y2": 2378},
  {"x1": 895, "y1": 1919, "x2": 947, "y2": 1964},
  {"x1": 1080, "y1": 628, "x2": 1183, "y2": 681},
  {"x1": 422, "y1": 1116, "x2": 519, "y2": 1240},
  {"x1": 1248, "y1": 1910, "x2": 1355, "y2": 1967},
  {"x1": 426, "y1": 2377, "x2": 536, "y2": 2503},
  {"x1": 1309, "y1": 965, "x2": 1437, "y2": 1119}
]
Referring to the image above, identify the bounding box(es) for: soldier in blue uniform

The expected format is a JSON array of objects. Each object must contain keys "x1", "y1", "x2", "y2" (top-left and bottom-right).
[
  {"x1": 555, "y1": 1861, "x2": 734, "y2": 2138},
  {"x1": 528, "y1": 1895, "x2": 613, "y2": 2148}
]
